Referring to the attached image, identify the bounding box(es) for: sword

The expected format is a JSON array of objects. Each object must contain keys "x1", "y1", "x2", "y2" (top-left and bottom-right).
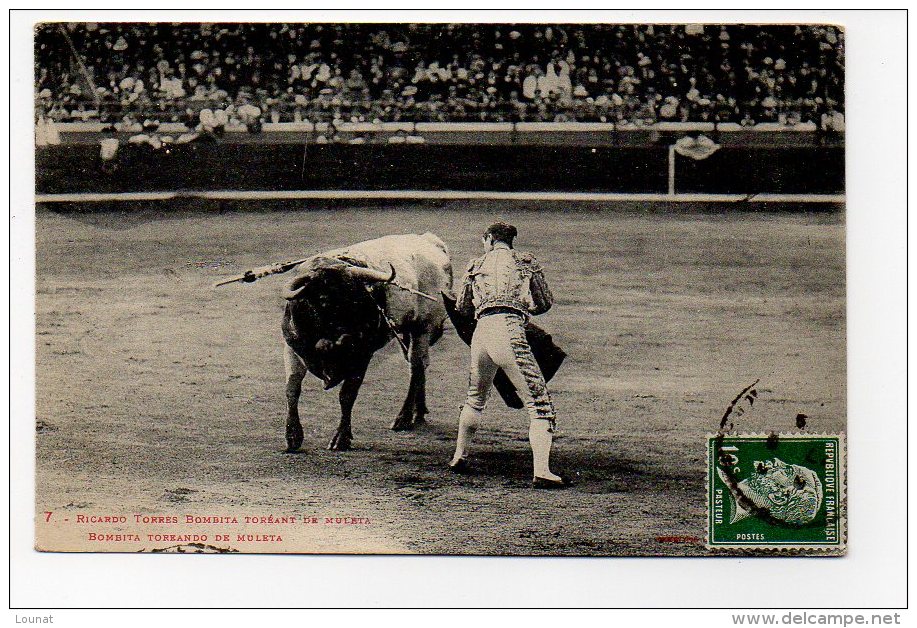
[
  {"x1": 392, "y1": 284, "x2": 440, "y2": 302},
  {"x1": 215, "y1": 256, "x2": 440, "y2": 302},
  {"x1": 213, "y1": 258, "x2": 312, "y2": 287}
]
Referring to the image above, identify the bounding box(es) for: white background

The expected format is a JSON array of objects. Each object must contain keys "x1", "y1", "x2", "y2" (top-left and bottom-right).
[{"x1": 5, "y1": 7, "x2": 910, "y2": 621}]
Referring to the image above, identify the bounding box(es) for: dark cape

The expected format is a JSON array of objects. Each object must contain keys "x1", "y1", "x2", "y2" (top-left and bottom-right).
[{"x1": 442, "y1": 293, "x2": 567, "y2": 409}]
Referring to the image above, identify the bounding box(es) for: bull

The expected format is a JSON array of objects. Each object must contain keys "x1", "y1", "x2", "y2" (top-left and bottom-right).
[{"x1": 279, "y1": 233, "x2": 453, "y2": 452}]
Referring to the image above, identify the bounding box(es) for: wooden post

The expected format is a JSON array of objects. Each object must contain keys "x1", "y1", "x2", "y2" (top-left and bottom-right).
[{"x1": 668, "y1": 144, "x2": 676, "y2": 196}]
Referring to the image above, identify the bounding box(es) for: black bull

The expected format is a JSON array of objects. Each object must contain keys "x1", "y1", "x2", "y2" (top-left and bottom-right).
[{"x1": 281, "y1": 258, "x2": 443, "y2": 452}]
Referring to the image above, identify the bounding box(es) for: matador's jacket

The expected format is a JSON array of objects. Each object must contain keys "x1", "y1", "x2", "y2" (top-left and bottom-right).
[
  {"x1": 455, "y1": 245, "x2": 554, "y2": 319},
  {"x1": 444, "y1": 244, "x2": 566, "y2": 410}
]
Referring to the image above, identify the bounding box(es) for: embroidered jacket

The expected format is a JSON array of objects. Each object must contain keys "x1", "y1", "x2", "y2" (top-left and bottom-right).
[{"x1": 456, "y1": 243, "x2": 554, "y2": 319}]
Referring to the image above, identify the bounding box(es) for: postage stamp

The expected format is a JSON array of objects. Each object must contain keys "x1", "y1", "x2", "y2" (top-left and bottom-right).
[{"x1": 707, "y1": 433, "x2": 846, "y2": 552}]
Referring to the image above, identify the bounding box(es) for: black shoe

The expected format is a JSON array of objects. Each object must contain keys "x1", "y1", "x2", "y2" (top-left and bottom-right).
[
  {"x1": 532, "y1": 475, "x2": 572, "y2": 490},
  {"x1": 449, "y1": 458, "x2": 472, "y2": 474}
]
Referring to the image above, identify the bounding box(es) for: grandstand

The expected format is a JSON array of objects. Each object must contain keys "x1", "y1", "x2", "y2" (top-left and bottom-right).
[
  {"x1": 34, "y1": 23, "x2": 845, "y2": 204},
  {"x1": 35, "y1": 23, "x2": 845, "y2": 128}
]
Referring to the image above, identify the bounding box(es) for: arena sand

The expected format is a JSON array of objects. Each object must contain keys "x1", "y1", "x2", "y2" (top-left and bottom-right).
[{"x1": 33, "y1": 201, "x2": 844, "y2": 556}]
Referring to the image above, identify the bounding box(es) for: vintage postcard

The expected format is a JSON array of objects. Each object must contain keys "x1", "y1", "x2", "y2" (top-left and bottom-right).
[{"x1": 34, "y1": 21, "x2": 845, "y2": 556}]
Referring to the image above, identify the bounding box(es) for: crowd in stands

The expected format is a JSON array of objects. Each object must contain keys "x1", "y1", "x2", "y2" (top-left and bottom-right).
[{"x1": 35, "y1": 23, "x2": 845, "y2": 129}]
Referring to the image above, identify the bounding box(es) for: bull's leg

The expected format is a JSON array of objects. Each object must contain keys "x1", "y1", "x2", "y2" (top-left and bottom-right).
[
  {"x1": 284, "y1": 344, "x2": 307, "y2": 453},
  {"x1": 415, "y1": 322, "x2": 446, "y2": 423},
  {"x1": 413, "y1": 367, "x2": 429, "y2": 425},
  {"x1": 391, "y1": 332, "x2": 430, "y2": 431},
  {"x1": 412, "y1": 333, "x2": 432, "y2": 425},
  {"x1": 328, "y1": 360, "x2": 369, "y2": 451}
]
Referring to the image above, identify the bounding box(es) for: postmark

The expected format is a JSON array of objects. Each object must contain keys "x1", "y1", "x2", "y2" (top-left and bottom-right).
[{"x1": 707, "y1": 433, "x2": 846, "y2": 551}]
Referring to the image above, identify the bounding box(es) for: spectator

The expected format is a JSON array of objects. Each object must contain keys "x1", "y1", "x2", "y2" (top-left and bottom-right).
[{"x1": 34, "y1": 23, "x2": 844, "y2": 126}]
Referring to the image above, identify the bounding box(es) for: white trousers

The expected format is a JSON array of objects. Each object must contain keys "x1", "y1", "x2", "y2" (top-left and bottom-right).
[{"x1": 464, "y1": 312, "x2": 556, "y2": 426}]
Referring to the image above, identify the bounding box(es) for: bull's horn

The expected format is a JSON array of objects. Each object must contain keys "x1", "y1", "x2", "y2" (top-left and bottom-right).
[
  {"x1": 344, "y1": 262, "x2": 396, "y2": 284},
  {"x1": 283, "y1": 275, "x2": 310, "y2": 300},
  {"x1": 283, "y1": 286, "x2": 305, "y2": 300}
]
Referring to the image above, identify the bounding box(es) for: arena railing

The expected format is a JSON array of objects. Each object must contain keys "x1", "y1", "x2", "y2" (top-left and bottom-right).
[
  {"x1": 36, "y1": 95, "x2": 835, "y2": 132},
  {"x1": 41, "y1": 119, "x2": 826, "y2": 134}
]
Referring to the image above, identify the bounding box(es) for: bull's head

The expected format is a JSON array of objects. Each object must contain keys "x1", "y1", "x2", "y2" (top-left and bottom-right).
[
  {"x1": 283, "y1": 260, "x2": 396, "y2": 301},
  {"x1": 282, "y1": 258, "x2": 397, "y2": 389}
]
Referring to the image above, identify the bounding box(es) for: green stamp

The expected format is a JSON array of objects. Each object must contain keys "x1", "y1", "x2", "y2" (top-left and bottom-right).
[{"x1": 707, "y1": 434, "x2": 846, "y2": 551}]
